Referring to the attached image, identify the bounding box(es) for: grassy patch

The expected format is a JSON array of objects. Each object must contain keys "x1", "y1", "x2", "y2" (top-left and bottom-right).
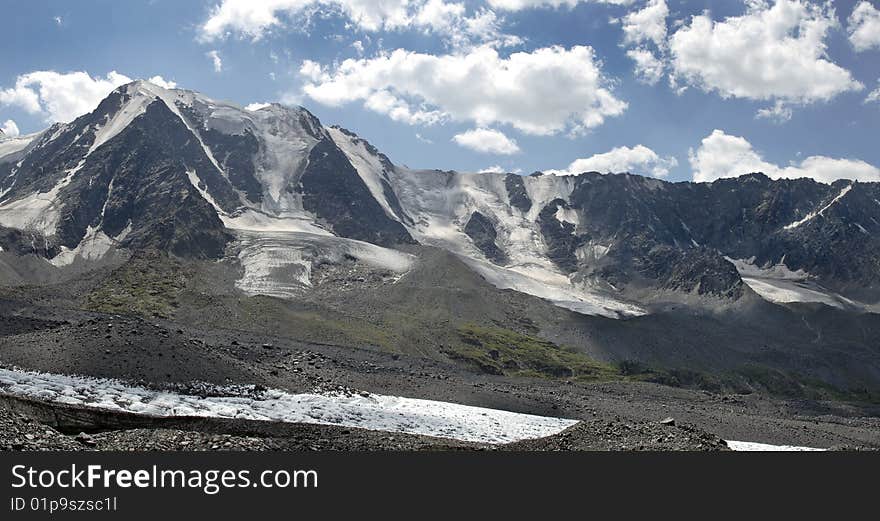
[
  {"x1": 731, "y1": 364, "x2": 880, "y2": 404},
  {"x1": 86, "y1": 251, "x2": 188, "y2": 318},
  {"x1": 617, "y1": 359, "x2": 880, "y2": 404},
  {"x1": 448, "y1": 324, "x2": 619, "y2": 380},
  {"x1": 226, "y1": 296, "x2": 398, "y2": 351}
]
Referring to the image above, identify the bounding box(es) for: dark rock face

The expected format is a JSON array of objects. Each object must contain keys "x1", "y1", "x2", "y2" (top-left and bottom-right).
[
  {"x1": 664, "y1": 175, "x2": 880, "y2": 292},
  {"x1": 3, "y1": 82, "x2": 878, "y2": 303},
  {"x1": 0, "y1": 227, "x2": 59, "y2": 257},
  {"x1": 299, "y1": 138, "x2": 415, "y2": 247},
  {"x1": 508, "y1": 172, "x2": 880, "y2": 298},
  {"x1": 177, "y1": 104, "x2": 263, "y2": 205},
  {"x1": 464, "y1": 212, "x2": 507, "y2": 264},
  {"x1": 637, "y1": 245, "x2": 744, "y2": 298},
  {"x1": 505, "y1": 173, "x2": 532, "y2": 213},
  {"x1": 73, "y1": 101, "x2": 232, "y2": 258},
  {"x1": 537, "y1": 199, "x2": 588, "y2": 272},
  {"x1": 201, "y1": 128, "x2": 262, "y2": 204},
  {"x1": 33, "y1": 100, "x2": 234, "y2": 259},
  {"x1": 332, "y1": 126, "x2": 414, "y2": 226}
]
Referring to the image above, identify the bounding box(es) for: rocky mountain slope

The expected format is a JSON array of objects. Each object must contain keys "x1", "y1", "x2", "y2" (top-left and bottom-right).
[
  {"x1": 1, "y1": 81, "x2": 878, "y2": 318},
  {"x1": 1, "y1": 80, "x2": 880, "y2": 400}
]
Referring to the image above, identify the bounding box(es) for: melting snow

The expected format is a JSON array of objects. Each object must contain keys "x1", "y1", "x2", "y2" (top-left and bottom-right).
[
  {"x1": 46, "y1": 225, "x2": 126, "y2": 267},
  {"x1": 726, "y1": 440, "x2": 825, "y2": 451},
  {"x1": 89, "y1": 91, "x2": 154, "y2": 155},
  {"x1": 0, "y1": 132, "x2": 39, "y2": 161},
  {"x1": 186, "y1": 169, "x2": 227, "y2": 216},
  {"x1": 554, "y1": 205, "x2": 579, "y2": 226},
  {"x1": 387, "y1": 167, "x2": 639, "y2": 318},
  {"x1": 221, "y1": 209, "x2": 331, "y2": 235},
  {"x1": 784, "y1": 184, "x2": 852, "y2": 230},
  {"x1": 0, "y1": 162, "x2": 82, "y2": 236},
  {"x1": 328, "y1": 126, "x2": 402, "y2": 222},
  {"x1": 726, "y1": 257, "x2": 868, "y2": 310},
  {"x1": 464, "y1": 257, "x2": 644, "y2": 318},
  {"x1": 0, "y1": 367, "x2": 577, "y2": 444},
  {"x1": 235, "y1": 231, "x2": 414, "y2": 298}
]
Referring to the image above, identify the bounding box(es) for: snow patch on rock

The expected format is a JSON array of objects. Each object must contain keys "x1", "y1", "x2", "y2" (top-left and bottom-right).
[
  {"x1": 726, "y1": 256, "x2": 876, "y2": 311},
  {"x1": 726, "y1": 440, "x2": 825, "y2": 451},
  {"x1": 234, "y1": 231, "x2": 414, "y2": 298}
]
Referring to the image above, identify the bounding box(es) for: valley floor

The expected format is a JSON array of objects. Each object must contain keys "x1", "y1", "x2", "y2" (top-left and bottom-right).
[{"x1": 0, "y1": 302, "x2": 877, "y2": 451}]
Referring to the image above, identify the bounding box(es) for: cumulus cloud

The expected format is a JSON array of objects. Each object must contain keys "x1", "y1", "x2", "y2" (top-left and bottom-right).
[
  {"x1": 619, "y1": 0, "x2": 668, "y2": 85},
  {"x1": 487, "y1": 0, "x2": 634, "y2": 10},
  {"x1": 1, "y1": 120, "x2": 20, "y2": 137},
  {"x1": 245, "y1": 102, "x2": 272, "y2": 111},
  {"x1": 689, "y1": 129, "x2": 880, "y2": 183},
  {"x1": 626, "y1": 47, "x2": 664, "y2": 85},
  {"x1": 207, "y1": 50, "x2": 223, "y2": 72},
  {"x1": 298, "y1": 45, "x2": 627, "y2": 135},
  {"x1": 478, "y1": 164, "x2": 507, "y2": 173},
  {"x1": 669, "y1": 1, "x2": 862, "y2": 104},
  {"x1": 848, "y1": 1, "x2": 880, "y2": 52},
  {"x1": 0, "y1": 71, "x2": 179, "y2": 123},
  {"x1": 198, "y1": 0, "x2": 520, "y2": 48},
  {"x1": 0, "y1": 70, "x2": 132, "y2": 123},
  {"x1": 547, "y1": 144, "x2": 677, "y2": 177},
  {"x1": 755, "y1": 100, "x2": 793, "y2": 123},
  {"x1": 452, "y1": 128, "x2": 520, "y2": 154},
  {"x1": 866, "y1": 81, "x2": 880, "y2": 104},
  {"x1": 147, "y1": 75, "x2": 177, "y2": 89},
  {"x1": 621, "y1": 0, "x2": 667, "y2": 47}
]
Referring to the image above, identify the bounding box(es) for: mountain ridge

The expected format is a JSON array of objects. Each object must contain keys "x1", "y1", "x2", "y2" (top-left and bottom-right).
[{"x1": 0, "y1": 80, "x2": 878, "y2": 317}]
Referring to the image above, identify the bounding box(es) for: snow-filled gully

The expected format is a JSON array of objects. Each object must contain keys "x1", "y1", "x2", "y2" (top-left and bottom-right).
[{"x1": 0, "y1": 368, "x2": 824, "y2": 450}]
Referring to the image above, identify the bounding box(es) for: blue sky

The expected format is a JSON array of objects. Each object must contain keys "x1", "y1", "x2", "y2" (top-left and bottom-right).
[{"x1": 1, "y1": 0, "x2": 879, "y2": 182}]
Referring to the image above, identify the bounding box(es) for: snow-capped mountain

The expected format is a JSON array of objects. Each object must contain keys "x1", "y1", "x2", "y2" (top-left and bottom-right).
[{"x1": 1, "y1": 80, "x2": 879, "y2": 317}]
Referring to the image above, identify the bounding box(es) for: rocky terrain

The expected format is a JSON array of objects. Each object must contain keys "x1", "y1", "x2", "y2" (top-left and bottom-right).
[
  {"x1": 0, "y1": 294, "x2": 878, "y2": 451},
  {"x1": 1, "y1": 80, "x2": 879, "y2": 451}
]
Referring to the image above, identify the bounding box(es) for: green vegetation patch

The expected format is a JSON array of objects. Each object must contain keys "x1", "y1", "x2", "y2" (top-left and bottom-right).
[
  {"x1": 86, "y1": 251, "x2": 188, "y2": 318},
  {"x1": 448, "y1": 323, "x2": 619, "y2": 380},
  {"x1": 207, "y1": 295, "x2": 399, "y2": 351},
  {"x1": 618, "y1": 359, "x2": 880, "y2": 404}
]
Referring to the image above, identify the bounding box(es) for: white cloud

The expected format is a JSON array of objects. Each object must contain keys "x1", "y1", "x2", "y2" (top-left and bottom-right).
[
  {"x1": 245, "y1": 102, "x2": 272, "y2": 111},
  {"x1": 298, "y1": 45, "x2": 627, "y2": 135},
  {"x1": 487, "y1": 0, "x2": 634, "y2": 10},
  {"x1": 689, "y1": 129, "x2": 880, "y2": 183},
  {"x1": 0, "y1": 70, "x2": 132, "y2": 123},
  {"x1": 669, "y1": 1, "x2": 862, "y2": 104},
  {"x1": 620, "y1": 0, "x2": 668, "y2": 85},
  {"x1": 848, "y1": 1, "x2": 880, "y2": 52},
  {"x1": 866, "y1": 81, "x2": 880, "y2": 104},
  {"x1": 207, "y1": 50, "x2": 223, "y2": 72},
  {"x1": 1, "y1": 120, "x2": 20, "y2": 137},
  {"x1": 198, "y1": 0, "x2": 519, "y2": 48},
  {"x1": 478, "y1": 164, "x2": 506, "y2": 173},
  {"x1": 626, "y1": 47, "x2": 664, "y2": 85},
  {"x1": 147, "y1": 75, "x2": 177, "y2": 89},
  {"x1": 415, "y1": 132, "x2": 433, "y2": 144},
  {"x1": 547, "y1": 144, "x2": 677, "y2": 177},
  {"x1": 621, "y1": 0, "x2": 667, "y2": 47},
  {"x1": 755, "y1": 100, "x2": 793, "y2": 123},
  {"x1": 452, "y1": 128, "x2": 520, "y2": 154}
]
